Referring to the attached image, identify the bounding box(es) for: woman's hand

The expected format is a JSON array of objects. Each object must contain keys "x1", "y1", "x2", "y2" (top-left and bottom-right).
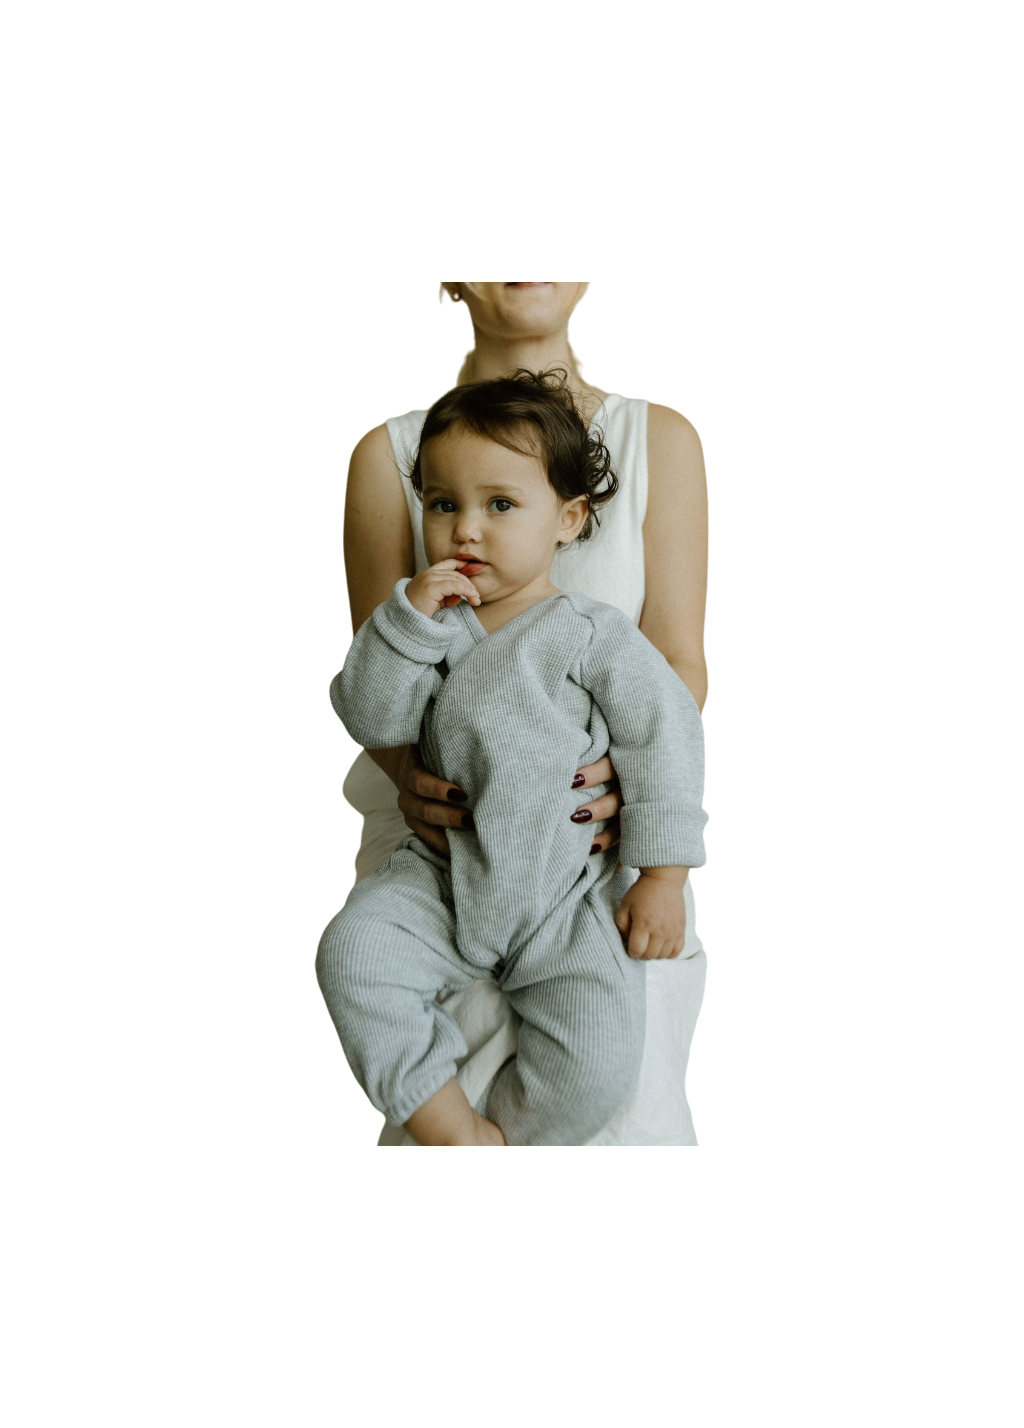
[
  {"x1": 570, "y1": 754, "x2": 623, "y2": 860},
  {"x1": 396, "y1": 743, "x2": 474, "y2": 859},
  {"x1": 397, "y1": 746, "x2": 622, "y2": 862}
]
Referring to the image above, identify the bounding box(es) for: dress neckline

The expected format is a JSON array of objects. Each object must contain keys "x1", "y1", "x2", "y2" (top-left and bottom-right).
[
  {"x1": 411, "y1": 391, "x2": 618, "y2": 430},
  {"x1": 585, "y1": 392, "x2": 617, "y2": 429}
]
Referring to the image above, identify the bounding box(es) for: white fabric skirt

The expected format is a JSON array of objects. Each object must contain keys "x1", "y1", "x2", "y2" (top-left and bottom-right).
[{"x1": 342, "y1": 749, "x2": 707, "y2": 1146}]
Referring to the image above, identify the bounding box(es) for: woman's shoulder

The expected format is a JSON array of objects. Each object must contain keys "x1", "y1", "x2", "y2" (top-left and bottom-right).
[
  {"x1": 645, "y1": 402, "x2": 704, "y2": 459},
  {"x1": 351, "y1": 409, "x2": 428, "y2": 478},
  {"x1": 642, "y1": 403, "x2": 707, "y2": 526},
  {"x1": 589, "y1": 392, "x2": 700, "y2": 442},
  {"x1": 350, "y1": 421, "x2": 393, "y2": 463},
  {"x1": 354, "y1": 405, "x2": 428, "y2": 434}
]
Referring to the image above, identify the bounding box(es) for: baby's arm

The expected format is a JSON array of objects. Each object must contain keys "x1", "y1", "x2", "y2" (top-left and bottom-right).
[
  {"x1": 329, "y1": 578, "x2": 455, "y2": 749},
  {"x1": 578, "y1": 606, "x2": 708, "y2": 959},
  {"x1": 578, "y1": 605, "x2": 709, "y2": 876}
]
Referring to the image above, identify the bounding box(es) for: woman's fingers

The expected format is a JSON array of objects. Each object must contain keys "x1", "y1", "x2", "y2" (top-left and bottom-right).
[
  {"x1": 571, "y1": 790, "x2": 622, "y2": 824},
  {"x1": 403, "y1": 814, "x2": 451, "y2": 859},
  {"x1": 573, "y1": 795, "x2": 621, "y2": 841},
  {"x1": 408, "y1": 749, "x2": 467, "y2": 806},
  {"x1": 397, "y1": 746, "x2": 473, "y2": 854},
  {"x1": 398, "y1": 785, "x2": 475, "y2": 832},
  {"x1": 571, "y1": 757, "x2": 622, "y2": 843},
  {"x1": 572, "y1": 754, "x2": 617, "y2": 789},
  {"x1": 586, "y1": 813, "x2": 621, "y2": 856}
]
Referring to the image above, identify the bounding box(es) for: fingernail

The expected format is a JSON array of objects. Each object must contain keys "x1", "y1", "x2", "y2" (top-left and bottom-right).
[
  {"x1": 590, "y1": 843, "x2": 600, "y2": 856},
  {"x1": 446, "y1": 788, "x2": 468, "y2": 802},
  {"x1": 571, "y1": 773, "x2": 585, "y2": 788},
  {"x1": 461, "y1": 812, "x2": 475, "y2": 830},
  {"x1": 571, "y1": 809, "x2": 592, "y2": 823}
]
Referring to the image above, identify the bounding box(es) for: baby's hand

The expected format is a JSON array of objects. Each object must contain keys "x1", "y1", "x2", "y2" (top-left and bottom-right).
[
  {"x1": 406, "y1": 560, "x2": 483, "y2": 617},
  {"x1": 614, "y1": 872, "x2": 688, "y2": 960}
]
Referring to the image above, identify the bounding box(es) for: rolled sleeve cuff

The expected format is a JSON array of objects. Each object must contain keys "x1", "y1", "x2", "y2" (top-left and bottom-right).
[{"x1": 618, "y1": 802, "x2": 708, "y2": 871}]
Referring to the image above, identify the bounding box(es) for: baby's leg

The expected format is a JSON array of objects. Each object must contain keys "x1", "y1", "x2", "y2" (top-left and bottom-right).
[
  {"x1": 488, "y1": 889, "x2": 647, "y2": 1146},
  {"x1": 316, "y1": 843, "x2": 499, "y2": 1140},
  {"x1": 404, "y1": 1078, "x2": 504, "y2": 1146}
]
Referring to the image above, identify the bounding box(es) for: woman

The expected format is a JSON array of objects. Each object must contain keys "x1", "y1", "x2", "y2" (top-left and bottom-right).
[{"x1": 339, "y1": 281, "x2": 709, "y2": 1145}]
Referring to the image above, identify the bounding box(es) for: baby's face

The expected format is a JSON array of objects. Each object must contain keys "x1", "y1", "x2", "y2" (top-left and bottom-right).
[{"x1": 420, "y1": 426, "x2": 585, "y2": 600}]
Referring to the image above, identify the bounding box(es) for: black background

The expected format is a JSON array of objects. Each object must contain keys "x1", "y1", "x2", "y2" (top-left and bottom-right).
[{"x1": 307, "y1": 281, "x2": 714, "y2": 1148}]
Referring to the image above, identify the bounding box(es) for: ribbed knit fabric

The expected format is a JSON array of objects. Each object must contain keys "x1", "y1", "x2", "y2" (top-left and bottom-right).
[{"x1": 316, "y1": 578, "x2": 708, "y2": 1145}]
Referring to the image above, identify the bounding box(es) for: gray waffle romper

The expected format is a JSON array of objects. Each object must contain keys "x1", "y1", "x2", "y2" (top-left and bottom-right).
[{"x1": 316, "y1": 577, "x2": 708, "y2": 1145}]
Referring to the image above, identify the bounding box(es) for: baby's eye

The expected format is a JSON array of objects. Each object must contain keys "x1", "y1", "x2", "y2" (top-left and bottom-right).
[
  {"x1": 490, "y1": 499, "x2": 514, "y2": 513},
  {"x1": 429, "y1": 499, "x2": 456, "y2": 513}
]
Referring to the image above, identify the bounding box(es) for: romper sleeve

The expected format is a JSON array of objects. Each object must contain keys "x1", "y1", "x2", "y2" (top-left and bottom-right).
[
  {"x1": 329, "y1": 578, "x2": 456, "y2": 749},
  {"x1": 578, "y1": 605, "x2": 709, "y2": 870}
]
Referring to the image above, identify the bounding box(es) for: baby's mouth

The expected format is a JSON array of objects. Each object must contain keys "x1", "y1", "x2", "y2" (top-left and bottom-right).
[{"x1": 457, "y1": 560, "x2": 488, "y2": 575}]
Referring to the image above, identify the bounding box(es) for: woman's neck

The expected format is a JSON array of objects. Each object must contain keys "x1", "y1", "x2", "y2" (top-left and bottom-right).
[{"x1": 463, "y1": 327, "x2": 608, "y2": 420}]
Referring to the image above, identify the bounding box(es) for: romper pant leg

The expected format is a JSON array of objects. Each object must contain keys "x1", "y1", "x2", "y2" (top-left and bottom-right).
[
  {"x1": 316, "y1": 837, "x2": 489, "y2": 1127},
  {"x1": 487, "y1": 885, "x2": 647, "y2": 1146}
]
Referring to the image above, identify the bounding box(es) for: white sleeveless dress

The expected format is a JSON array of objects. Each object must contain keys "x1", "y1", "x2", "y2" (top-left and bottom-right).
[{"x1": 341, "y1": 393, "x2": 708, "y2": 1146}]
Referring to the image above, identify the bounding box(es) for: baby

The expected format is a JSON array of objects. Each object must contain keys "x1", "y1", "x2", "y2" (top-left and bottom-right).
[{"x1": 316, "y1": 368, "x2": 708, "y2": 1146}]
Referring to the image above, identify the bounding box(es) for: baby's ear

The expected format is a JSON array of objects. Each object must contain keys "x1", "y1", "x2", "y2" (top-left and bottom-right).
[{"x1": 560, "y1": 496, "x2": 590, "y2": 543}]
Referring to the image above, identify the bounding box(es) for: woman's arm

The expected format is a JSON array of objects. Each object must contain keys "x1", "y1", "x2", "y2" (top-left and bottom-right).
[
  {"x1": 344, "y1": 425, "x2": 416, "y2": 633},
  {"x1": 342, "y1": 425, "x2": 415, "y2": 787},
  {"x1": 639, "y1": 404, "x2": 709, "y2": 712},
  {"x1": 573, "y1": 402, "x2": 709, "y2": 855}
]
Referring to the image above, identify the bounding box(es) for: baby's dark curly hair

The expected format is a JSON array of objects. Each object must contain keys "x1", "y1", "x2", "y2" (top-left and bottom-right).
[{"x1": 409, "y1": 367, "x2": 619, "y2": 544}]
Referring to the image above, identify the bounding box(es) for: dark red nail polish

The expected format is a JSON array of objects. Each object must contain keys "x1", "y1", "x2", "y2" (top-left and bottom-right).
[
  {"x1": 571, "y1": 809, "x2": 592, "y2": 823},
  {"x1": 590, "y1": 843, "x2": 600, "y2": 856},
  {"x1": 447, "y1": 788, "x2": 468, "y2": 802},
  {"x1": 571, "y1": 773, "x2": 585, "y2": 788},
  {"x1": 461, "y1": 812, "x2": 475, "y2": 830}
]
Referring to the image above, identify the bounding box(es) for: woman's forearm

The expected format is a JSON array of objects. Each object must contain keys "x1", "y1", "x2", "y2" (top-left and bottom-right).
[
  {"x1": 364, "y1": 745, "x2": 408, "y2": 791},
  {"x1": 671, "y1": 660, "x2": 708, "y2": 714}
]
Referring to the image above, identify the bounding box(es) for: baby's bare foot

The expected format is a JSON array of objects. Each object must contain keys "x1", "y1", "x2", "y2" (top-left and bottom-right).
[{"x1": 472, "y1": 1113, "x2": 505, "y2": 1146}]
